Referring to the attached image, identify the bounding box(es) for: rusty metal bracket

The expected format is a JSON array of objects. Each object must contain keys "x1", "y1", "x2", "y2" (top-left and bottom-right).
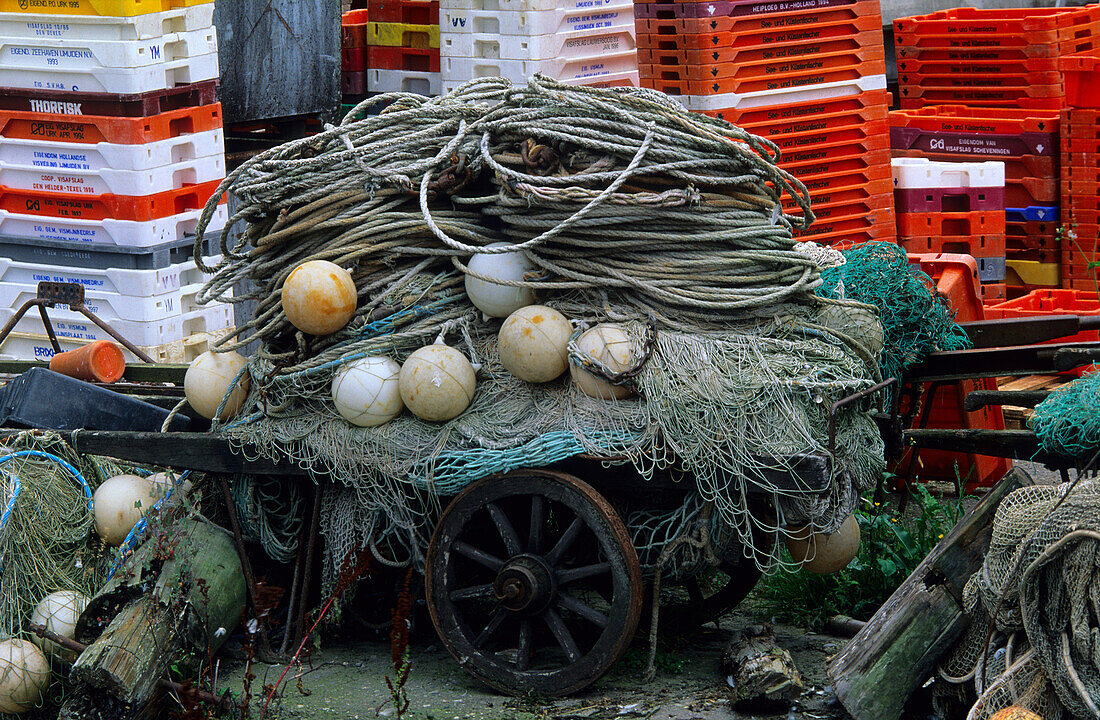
[
  {"x1": 827, "y1": 378, "x2": 897, "y2": 461},
  {"x1": 0, "y1": 281, "x2": 155, "y2": 363}
]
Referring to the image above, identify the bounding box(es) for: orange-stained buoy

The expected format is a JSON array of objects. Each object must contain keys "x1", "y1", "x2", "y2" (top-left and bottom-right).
[
  {"x1": 49, "y1": 340, "x2": 125, "y2": 383},
  {"x1": 989, "y1": 708, "x2": 1042, "y2": 720}
]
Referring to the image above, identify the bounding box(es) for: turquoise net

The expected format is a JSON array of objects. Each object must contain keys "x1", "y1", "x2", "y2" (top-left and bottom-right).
[{"x1": 1030, "y1": 370, "x2": 1100, "y2": 459}]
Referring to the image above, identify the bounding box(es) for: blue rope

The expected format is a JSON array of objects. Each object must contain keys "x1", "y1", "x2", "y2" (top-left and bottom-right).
[
  {"x1": 0, "y1": 451, "x2": 93, "y2": 524},
  {"x1": 106, "y1": 470, "x2": 191, "y2": 580}
]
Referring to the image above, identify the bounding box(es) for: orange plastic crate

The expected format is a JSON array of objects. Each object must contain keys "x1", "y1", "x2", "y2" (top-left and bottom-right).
[
  {"x1": 895, "y1": 38, "x2": 1100, "y2": 62},
  {"x1": 342, "y1": 9, "x2": 370, "y2": 48},
  {"x1": 703, "y1": 88, "x2": 888, "y2": 129},
  {"x1": 763, "y1": 119, "x2": 891, "y2": 158},
  {"x1": 895, "y1": 6, "x2": 1100, "y2": 42},
  {"x1": 889, "y1": 105, "x2": 1059, "y2": 135},
  {"x1": 638, "y1": 28, "x2": 880, "y2": 69},
  {"x1": 0, "y1": 181, "x2": 224, "y2": 222},
  {"x1": 643, "y1": 59, "x2": 877, "y2": 96},
  {"x1": 0, "y1": 82, "x2": 218, "y2": 118},
  {"x1": 794, "y1": 211, "x2": 896, "y2": 239},
  {"x1": 985, "y1": 289, "x2": 1100, "y2": 344},
  {"x1": 1059, "y1": 50, "x2": 1100, "y2": 108},
  {"x1": 897, "y1": 233, "x2": 1006, "y2": 258},
  {"x1": 899, "y1": 70, "x2": 1063, "y2": 89},
  {"x1": 1064, "y1": 108, "x2": 1100, "y2": 139},
  {"x1": 899, "y1": 85, "x2": 1066, "y2": 110},
  {"x1": 0, "y1": 103, "x2": 222, "y2": 145},
  {"x1": 896, "y1": 209, "x2": 1007, "y2": 238}
]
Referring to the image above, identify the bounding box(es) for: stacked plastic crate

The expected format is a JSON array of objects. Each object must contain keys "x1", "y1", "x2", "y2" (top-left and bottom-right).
[
  {"x1": 0, "y1": 0, "x2": 232, "y2": 364},
  {"x1": 633, "y1": 0, "x2": 894, "y2": 247},
  {"x1": 440, "y1": 0, "x2": 638, "y2": 94},
  {"x1": 893, "y1": 6, "x2": 1100, "y2": 299},
  {"x1": 1060, "y1": 51, "x2": 1100, "y2": 292},
  {"x1": 345, "y1": 1, "x2": 442, "y2": 97}
]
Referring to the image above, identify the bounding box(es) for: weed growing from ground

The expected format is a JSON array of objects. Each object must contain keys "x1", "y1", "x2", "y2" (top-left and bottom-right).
[{"x1": 754, "y1": 482, "x2": 967, "y2": 630}]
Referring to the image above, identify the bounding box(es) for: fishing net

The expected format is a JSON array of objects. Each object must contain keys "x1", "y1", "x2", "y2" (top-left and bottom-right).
[
  {"x1": 1029, "y1": 371, "x2": 1100, "y2": 460},
  {"x1": 188, "y1": 77, "x2": 957, "y2": 594},
  {"x1": 817, "y1": 241, "x2": 972, "y2": 384},
  {"x1": 0, "y1": 432, "x2": 124, "y2": 642},
  {"x1": 937, "y1": 480, "x2": 1100, "y2": 720}
]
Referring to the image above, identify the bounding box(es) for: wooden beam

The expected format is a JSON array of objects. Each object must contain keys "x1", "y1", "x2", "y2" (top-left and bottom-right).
[
  {"x1": 827, "y1": 466, "x2": 1034, "y2": 720},
  {"x1": 0, "y1": 360, "x2": 187, "y2": 384}
]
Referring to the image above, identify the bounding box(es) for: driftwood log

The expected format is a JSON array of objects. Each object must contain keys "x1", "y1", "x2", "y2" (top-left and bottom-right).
[
  {"x1": 721, "y1": 624, "x2": 804, "y2": 711},
  {"x1": 827, "y1": 466, "x2": 1034, "y2": 720},
  {"x1": 59, "y1": 517, "x2": 246, "y2": 720}
]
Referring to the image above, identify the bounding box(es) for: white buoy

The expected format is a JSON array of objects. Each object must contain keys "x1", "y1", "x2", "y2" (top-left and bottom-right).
[
  {"x1": 464, "y1": 243, "x2": 536, "y2": 318},
  {"x1": 30, "y1": 591, "x2": 88, "y2": 661},
  {"x1": 569, "y1": 324, "x2": 637, "y2": 400},
  {"x1": 281, "y1": 260, "x2": 358, "y2": 335},
  {"x1": 398, "y1": 343, "x2": 476, "y2": 422},
  {"x1": 498, "y1": 305, "x2": 572, "y2": 383},
  {"x1": 784, "y1": 514, "x2": 861, "y2": 574},
  {"x1": 0, "y1": 639, "x2": 49, "y2": 714},
  {"x1": 331, "y1": 356, "x2": 404, "y2": 427},
  {"x1": 184, "y1": 350, "x2": 250, "y2": 421},
  {"x1": 93, "y1": 474, "x2": 159, "y2": 547}
]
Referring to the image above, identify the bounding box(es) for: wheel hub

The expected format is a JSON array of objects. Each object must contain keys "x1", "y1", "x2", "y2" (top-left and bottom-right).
[{"x1": 493, "y1": 554, "x2": 556, "y2": 614}]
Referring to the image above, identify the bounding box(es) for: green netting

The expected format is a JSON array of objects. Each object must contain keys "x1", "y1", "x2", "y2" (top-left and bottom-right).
[
  {"x1": 816, "y1": 241, "x2": 972, "y2": 382},
  {"x1": 1029, "y1": 370, "x2": 1100, "y2": 459}
]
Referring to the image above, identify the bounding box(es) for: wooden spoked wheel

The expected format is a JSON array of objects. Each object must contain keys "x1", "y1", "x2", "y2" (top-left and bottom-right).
[{"x1": 425, "y1": 469, "x2": 644, "y2": 697}]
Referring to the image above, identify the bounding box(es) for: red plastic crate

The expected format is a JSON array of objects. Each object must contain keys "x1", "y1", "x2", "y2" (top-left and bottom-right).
[
  {"x1": 0, "y1": 82, "x2": 218, "y2": 118},
  {"x1": 1062, "y1": 178, "x2": 1100, "y2": 204},
  {"x1": 1006, "y1": 220, "x2": 1059, "y2": 244},
  {"x1": 981, "y1": 282, "x2": 1007, "y2": 302},
  {"x1": 342, "y1": 9, "x2": 370, "y2": 48},
  {"x1": 634, "y1": 0, "x2": 863, "y2": 12},
  {"x1": 984, "y1": 289, "x2": 1100, "y2": 344},
  {"x1": 1066, "y1": 157, "x2": 1100, "y2": 183},
  {"x1": 342, "y1": 45, "x2": 367, "y2": 72},
  {"x1": 890, "y1": 126, "x2": 1057, "y2": 160},
  {"x1": 756, "y1": 119, "x2": 890, "y2": 158},
  {"x1": 898, "y1": 57, "x2": 1064, "y2": 75},
  {"x1": 638, "y1": 28, "x2": 880, "y2": 70},
  {"x1": 1064, "y1": 137, "x2": 1100, "y2": 157},
  {"x1": 899, "y1": 85, "x2": 1066, "y2": 110},
  {"x1": 1066, "y1": 209, "x2": 1100, "y2": 226},
  {"x1": 897, "y1": 233, "x2": 1006, "y2": 258},
  {"x1": 634, "y1": 0, "x2": 881, "y2": 35},
  {"x1": 1060, "y1": 51, "x2": 1100, "y2": 108},
  {"x1": 0, "y1": 181, "x2": 224, "y2": 222},
  {"x1": 899, "y1": 70, "x2": 1064, "y2": 90},
  {"x1": 779, "y1": 177, "x2": 894, "y2": 210},
  {"x1": 342, "y1": 70, "x2": 367, "y2": 96},
  {"x1": 895, "y1": 186, "x2": 1005, "y2": 214},
  {"x1": 895, "y1": 6, "x2": 1100, "y2": 41},
  {"x1": 368, "y1": 0, "x2": 438, "y2": 24},
  {"x1": 794, "y1": 212, "x2": 896, "y2": 240},
  {"x1": 1007, "y1": 247, "x2": 1060, "y2": 264},
  {"x1": 895, "y1": 33, "x2": 1100, "y2": 59},
  {"x1": 788, "y1": 194, "x2": 894, "y2": 225},
  {"x1": 1064, "y1": 190, "x2": 1100, "y2": 213},
  {"x1": 778, "y1": 144, "x2": 892, "y2": 177},
  {"x1": 367, "y1": 45, "x2": 440, "y2": 72},
  {"x1": 889, "y1": 105, "x2": 1059, "y2": 134}
]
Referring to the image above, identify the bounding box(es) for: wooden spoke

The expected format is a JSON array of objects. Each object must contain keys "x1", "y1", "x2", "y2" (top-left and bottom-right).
[
  {"x1": 449, "y1": 584, "x2": 494, "y2": 602},
  {"x1": 516, "y1": 619, "x2": 533, "y2": 671},
  {"x1": 544, "y1": 608, "x2": 581, "y2": 663},
  {"x1": 528, "y1": 495, "x2": 544, "y2": 554},
  {"x1": 475, "y1": 609, "x2": 507, "y2": 649},
  {"x1": 546, "y1": 516, "x2": 584, "y2": 565},
  {"x1": 557, "y1": 593, "x2": 609, "y2": 629},
  {"x1": 556, "y1": 562, "x2": 611, "y2": 584},
  {"x1": 487, "y1": 502, "x2": 522, "y2": 557},
  {"x1": 454, "y1": 541, "x2": 505, "y2": 571}
]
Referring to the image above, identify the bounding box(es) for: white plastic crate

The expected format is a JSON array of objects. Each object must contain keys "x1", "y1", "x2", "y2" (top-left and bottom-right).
[
  {"x1": 0, "y1": 279, "x2": 218, "y2": 325},
  {"x1": 0, "y1": 325, "x2": 229, "y2": 364},
  {"x1": 368, "y1": 68, "x2": 441, "y2": 95},
  {"x1": 0, "y1": 129, "x2": 224, "y2": 173},
  {"x1": 0, "y1": 254, "x2": 220, "y2": 298},
  {"x1": 0, "y1": 300, "x2": 233, "y2": 349},
  {"x1": 561, "y1": 70, "x2": 638, "y2": 88},
  {"x1": 891, "y1": 157, "x2": 1006, "y2": 190},
  {"x1": 0, "y1": 203, "x2": 227, "y2": 248},
  {"x1": 676, "y1": 74, "x2": 888, "y2": 112},
  {"x1": 0, "y1": 152, "x2": 224, "y2": 195},
  {"x1": 443, "y1": 0, "x2": 626, "y2": 11},
  {"x1": 442, "y1": 26, "x2": 634, "y2": 61},
  {"x1": 0, "y1": 50, "x2": 219, "y2": 94},
  {"x1": 442, "y1": 51, "x2": 637, "y2": 87},
  {"x1": 0, "y1": 27, "x2": 216, "y2": 70},
  {"x1": 441, "y1": 4, "x2": 632, "y2": 37},
  {"x1": 0, "y1": 6, "x2": 215, "y2": 42}
]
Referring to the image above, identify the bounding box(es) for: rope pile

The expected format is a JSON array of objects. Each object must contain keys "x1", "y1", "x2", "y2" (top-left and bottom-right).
[{"x1": 189, "y1": 77, "x2": 915, "y2": 589}]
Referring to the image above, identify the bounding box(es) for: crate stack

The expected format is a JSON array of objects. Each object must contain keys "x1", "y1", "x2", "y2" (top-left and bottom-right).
[
  {"x1": 633, "y1": 0, "x2": 895, "y2": 248},
  {"x1": 892, "y1": 157, "x2": 1008, "y2": 303},
  {"x1": 344, "y1": 1, "x2": 443, "y2": 98},
  {"x1": 889, "y1": 106, "x2": 1061, "y2": 299},
  {"x1": 440, "y1": 0, "x2": 638, "y2": 95},
  {"x1": 1060, "y1": 51, "x2": 1100, "y2": 292},
  {"x1": 892, "y1": 6, "x2": 1100, "y2": 299},
  {"x1": 0, "y1": 0, "x2": 233, "y2": 364}
]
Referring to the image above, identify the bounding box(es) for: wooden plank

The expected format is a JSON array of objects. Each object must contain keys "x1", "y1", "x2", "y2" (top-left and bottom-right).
[
  {"x1": 0, "y1": 360, "x2": 187, "y2": 385},
  {"x1": 828, "y1": 467, "x2": 1034, "y2": 720},
  {"x1": 0, "y1": 429, "x2": 305, "y2": 475}
]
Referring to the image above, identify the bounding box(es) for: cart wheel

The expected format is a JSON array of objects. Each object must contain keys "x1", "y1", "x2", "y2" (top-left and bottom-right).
[
  {"x1": 426, "y1": 469, "x2": 643, "y2": 697},
  {"x1": 659, "y1": 556, "x2": 762, "y2": 633}
]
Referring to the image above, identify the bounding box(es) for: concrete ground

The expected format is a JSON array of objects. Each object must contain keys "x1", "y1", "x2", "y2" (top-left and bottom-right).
[{"x1": 229, "y1": 600, "x2": 849, "y2": 720}]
